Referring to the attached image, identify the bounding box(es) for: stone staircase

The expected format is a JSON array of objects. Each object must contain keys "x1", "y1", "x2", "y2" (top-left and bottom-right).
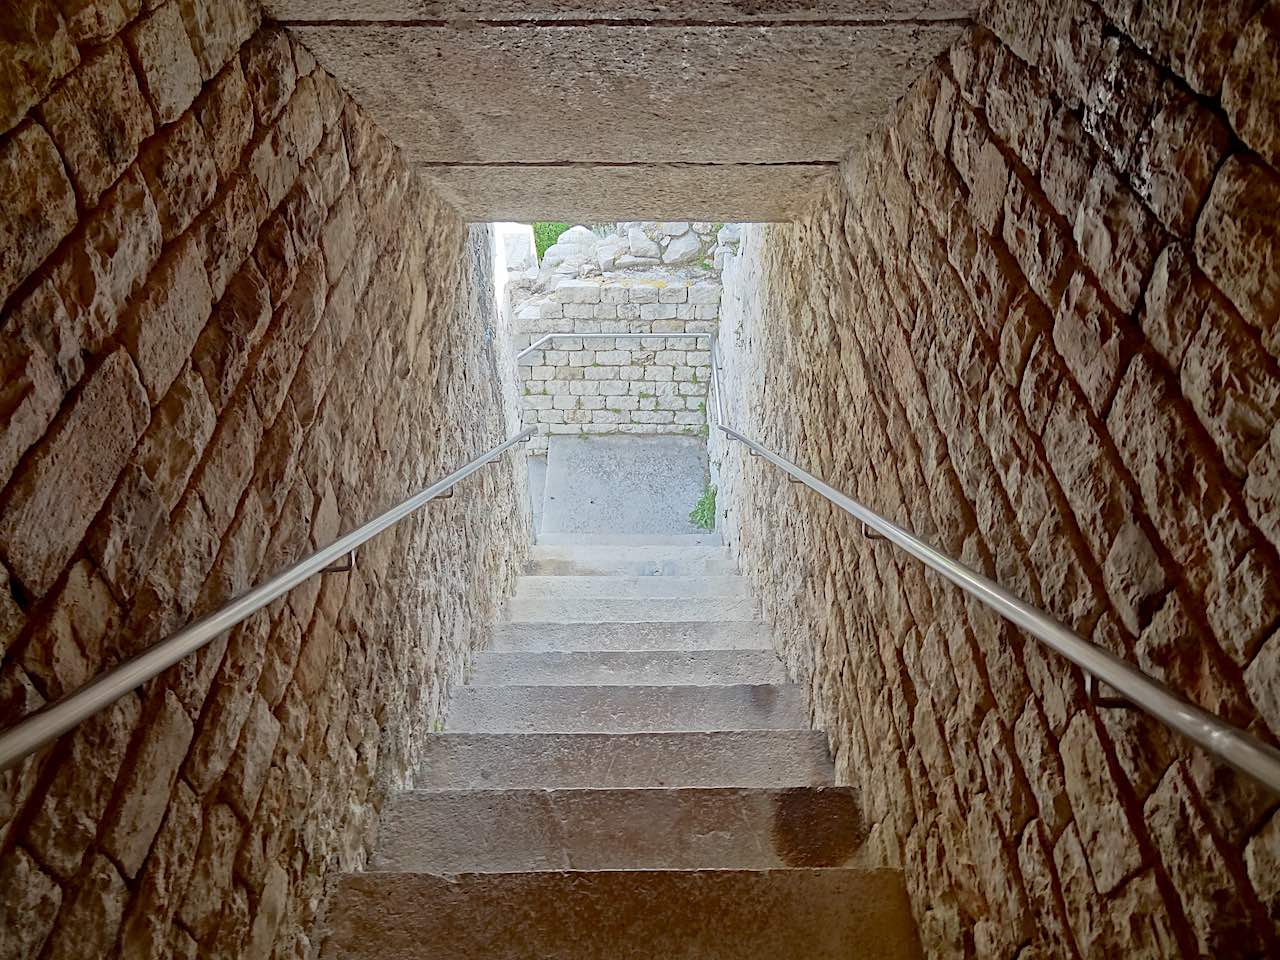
[{"x1": 320, "y1": 536, "x2": 919, "y2": 958}]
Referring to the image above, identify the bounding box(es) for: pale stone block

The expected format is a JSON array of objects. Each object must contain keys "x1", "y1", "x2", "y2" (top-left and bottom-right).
[
  {"x1": 565, "y1": 409, "x2": 591, "y2": 423},
  {"x1": 596, "y1": 350, "x2": 629, "y2": 365},
  {"x1": 686, "y1": 396, "x2": 706, "y2": 410},
  {"x1": 573, "y1": 318, "x2": 602, "y2": 333},
  {"x1": 619, "y1": 365, "x2": 643, "y2": 379},
  {"x1": 607, "y1": 395, "x2": 639, "y2": 410},
  {"x1": 601, "y1": 286, "x2": 627, "y2": 304},
  {"x1": 653, "y1": 320, "x2": 686, "y2": 332},
  {"x1": 540, "y1": 409, "x2": 565, "y2": 423},
  {"x1": 593, "y1": 410, "x2": 629, "y2": 423},
  {"x1": 599, "y1": 320, "x2": 628, "y2": 333},
  {"x1": 580, "y1": 396, "x2": 606, "y2": 410},
  {"x1": 525, "y1": 395, "x2": 553, "y2": 410},
  {"x1": 694, "y1": 305, "x2": 719, "y2": 320},
  {"x1": 656, "y1": 350, "x2": 686, "y2": 366},
  {"x1": 562, "y1": 367, "x2": 584, "y2": 381},
  {"x1": 659, "y1": 285, "x2": 689, "y2": 303},
  {"x1": 555, "y1": 337, "x2": 583, "y2": 351},
  {"x1": 638, "y1": 396, "x2": 658, "y2": 410},
  {"x1": 633, "y1": 410, "x2": 675, "y2": 423},
  {"x1": 675, "y1": 411, "x2": 706, "y2": 425},
  {"x1": 629, "y1": 284, "x2": 659, "y2": 304},
  {"x1": 565, "y1": 303, "x2": 595, "y2": 319},
  {"x1": 552, "y1": 395, "x2": 577, "y2": 410},
  {"x1": 641, "y1": 303, "x2": 678, "y2": 321},
  {"x1": 571, "y1": 381, "x2": 601, "y2": 396},
  {"x1": 641, "y1": 337, "x2": 667, "y2": 350},
  {"x1": 549, "y1": 423, "x2": 581, "y2": 433},
  {"x1": 544, "y1": 350, "x2": 567, "y2": 365},
  {"x1": 522, "y1": 351, "x2": 544, "y2": 366},
  {"x1": 678, "y1": 382, "x2": 703, "y2": 395},
  {"x1": 599, "y1": 381, "x2": 629, "y2": 396},
  {"x1": 687, "y1": 321, "x2": 717, "y2": 333},
  {"x1": 594, "y1": 304, "x2": 618, "y2": 319},
  {"x1": 554, "y1": 278, "x2": 601, "y2": 304},
  {"x1": 644, "y1": 366, "x2": 675, "y2": 381},
  {"x1": 658, "y1": 395, "x2": 686, "y2": 411},
  {"x1": 667, "y1": 337, "x2": 698, "y2": 350},
  {"x1": 539, "y1": 302, "x2": 564, "y2": 319},
  {"x1": 531, "y1": 365, "x2": 553, "y2": 380},
  {"x1": 584, "y1": 367, "x2": 619, "y2": 380},
  {"x1": 545, "y1": 380, "x2": 570, "y2": 395},
  {"x1": 569, "y1": 352, "x2": 593, "y2": 367},
  {"x1": 674, "y1": 366, "x2": 695, "y2": 381},
  {"x1": 649, "y1": 381, "x2": 681, "y2": 398},
  {"x1": 689, "y1": 282, "x2": 722, "y2": 305},
  {"x1": 677, "y1": 303, "x2": 695, "y2": 319},
  {"x1": 688, "y1": 350, "x2": 711, "y2": 366},
  {"x1": 617, "y1": 303, "x2": 641, "y2": 320}
]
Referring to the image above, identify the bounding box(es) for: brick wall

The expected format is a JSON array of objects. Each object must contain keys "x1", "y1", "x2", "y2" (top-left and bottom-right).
[
  {"x1": 0, "y1": 4, "x2": 528, "y2": 958},
  {"x1": 513, "y1": 277, "x2": 719, "y2": 453},
  {"x1": 713, "y1": 0, "x2": 1280, "y2": 956}
]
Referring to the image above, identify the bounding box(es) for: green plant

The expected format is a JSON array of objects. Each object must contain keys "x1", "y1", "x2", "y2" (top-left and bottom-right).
[
  {"x1": 689, "y1": 484, "x2": 716, "y2": 531},
  {"x1": 698, "y1": 257, "x2": 714, "y2": 270},
  {"x1": 533, "y1": 222, "x2": 572, "y2": 259}
]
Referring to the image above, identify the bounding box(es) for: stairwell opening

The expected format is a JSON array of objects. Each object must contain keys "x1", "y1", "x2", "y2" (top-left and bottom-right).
[{"x1": 2, "y1": 1, "x2": 1280, "y2": 958}]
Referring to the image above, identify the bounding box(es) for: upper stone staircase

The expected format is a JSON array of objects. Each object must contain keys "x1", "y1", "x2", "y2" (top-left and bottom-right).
[{"x1": 319, "y1": 534, "x2": 919, "y2": 957}]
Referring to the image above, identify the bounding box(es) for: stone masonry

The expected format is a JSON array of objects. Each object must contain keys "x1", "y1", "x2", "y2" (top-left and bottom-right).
[
  {"x1": 514, "y1": 277, "x2": 721, "y2": 454},
  {"x1": 0, "y1": 5, "x2": 527, "y2": 960},
  {"x1": 713, "y1": 0, "x2": 1280, "y2": 957}
]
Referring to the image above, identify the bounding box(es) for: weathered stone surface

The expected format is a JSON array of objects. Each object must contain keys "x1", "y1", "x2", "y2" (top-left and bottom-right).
[
  {"x1": 101, "y1": 689, "x2": 195, "y2": 877},
  {"x1": 0, "y1": 335, "x2": 63, "y2": 492},
  {"x1": 138, "y1": 110, "x2": 219, "y2": 241},
  {"x1": 38, "y1": 40, "x2": 154, "y2": 208},
  {"x1": 1195, "y1": 154, "x2": 1280, "y2": 341},
  {"x1": 21, "y1": 559, "x2": 119, "y2": 697},
  {"x1": 0, "y1": 846, "x2": 62, "y2": 960},
  {"x1": 195, "y1": 60, "x2": 256, "y2": 181},
  {"x1": 0, "y1": 349, "x2": 149, "y2": 595},
  {"x1": 125, "y1": 0, "x2": 203, "y2": 124},
  {"x1": 87, "y1": 464, "x2": 168, "y2": 603},
  {"x1": 136, "y1": 365, "x2": 217, "y2": 510},
  {"x1": 51, "y1": 166, "x2": 164, "y2": 355},
  {"x1": 0, "y1": 0, "x2": 79, "y2": 135},
  {"x1": 241, "y1": 26, "x2": 297, "y2": 125},
  {"x1": 43, "y1": 855, "x2": 128, "y2": 960},
  {"x1": 179, "y1": 0, "x2": 259, "y2": 81},
  {"x1": 1222, "y1": 1, "x2": 1280, "y2": 171},
  {"x1": 176, "y1": 802, "x2": 241, "y2": 941},
  {"x1": 121, "y1": 235, "x2": 214, "y2": 402},
  {"x1": 118, "y1": 779, "x2": 201, "y2": 960},
  {"x1": 0, "y1": 121, "x2": 77, "y2": 308}
]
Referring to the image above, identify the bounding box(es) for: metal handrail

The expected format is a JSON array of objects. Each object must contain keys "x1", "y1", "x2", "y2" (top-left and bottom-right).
[
  {"x1": 705, "y1": 339, "x2": 1280, "y2": 794},
  {"x1": 0, "y1": 428, "x2": 536, "y2": 772}
]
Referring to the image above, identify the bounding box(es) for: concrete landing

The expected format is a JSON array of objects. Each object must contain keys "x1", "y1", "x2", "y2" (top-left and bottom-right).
[
  {"x1": 528, "y1": 543, "x2": 737, "y2": 576},
  {"x1": 412, "y1": 731, "x2": 838, "y2": 790},
  {"x1": 323, "y1": 868, "x2": 918, "y2": 960},
  {"x1": 541, "y1": 435, "x2": 708, "y2": 537},
  {"x1": 373, "y1": 787, "x2": 864, "y2": 872}
]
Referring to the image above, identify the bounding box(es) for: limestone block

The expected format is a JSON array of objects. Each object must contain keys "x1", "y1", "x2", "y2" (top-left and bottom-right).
[
  {"x1": 0, "y1": 122, "x2": 77, "y2": 307},
  {"x1": 598, "y1": 381, "x2": 628, "y2": 396},
  {"x1": 584, "y1": 367, "x2": 618, "y2": 381},
  {"x1": 139, "y1": 112, "x2": 219, "y2": 241},
  {"x1": 0, "y1": 846, "x2": 62, "y2": 960},
  {"x1": 1222, "y1": 3, "x2": 1280, "y2": 171},
  {"x1": 616, "y1": 254, "x2": 660, "y2": 268},
  {"x1": 628, "y1": 283, "x2": 658, "y2": 304},
  {"x1": 39, "y1": 40, "x2": 154, "y2": 209},
  {"x1": 177, "y1": 803, "x2": 242, "y2": 941},
  {"x1": 0, "y1": 349, "x2": 148, "y2": 595},
  {"x1": 632, "y1": 410, "x2": 675, "y2": 424},
  {"x1": 569, "y1": 381, "x2": 601, "y2": 396},
  {"x1": 0, "y1": 336, "x2": 62, "y2": 493},
  {"x1": 572, "y1": 318, "x2": 601, "y2": 333},
  {"x1": 641, "y1": 303, "x2": 678, "y2": 321},
  {"x1": 593, "y1": 303, "x2": 618, "y2": 319},
  {"x1": 530, "y1": 365, "x2": 553, "y2": 380},
  {"x1": 644, "y1": 366, "x2": 675, "y2": 382},
  {"x1": 241, "y1": 26, "x2": 297, "y2": 125},
  {"x1": 688, "y1": 281, "x2": 722, "y2": 305},
  {"x1": 675, "y1": 411, "x2": 705, "y2": 425},
  {"x1": 595, "y1": 350, "x2": 628, "y2": 366},
  {"x1": 555, "y1": 278, "x2": 602, "y2": 304},
  {"x1": 564, "y1": 303, "x2": 595, "y2": 319},
  {"x1": 197, "y1": 172, "x2": 267, "y2": 302},
  {"x1": 676, "y1": 302, "x2": 694, "y2": 319},
  {"x1": 600, "y1": 285, "x2": 627, "y2": 304},
  {"x1": 568, "y1": 352, "x2": 593, "y2": 368},
  {"x1": 659, "y1": 285, "x2": 689, "y2": 303},
  {"x1": 663, "y1": 231, "x2": 702, "y2": 264},
  {"x1": 652, "y1": 320, "x2": 686, "y2": 332},
  {"x1": 693, "y1": 305, "x2": 718, "y2": 320},
  {"x1": 126, "y1": 1, "x2": 203, "y2": 124},
  {"x1": 1194, "y1": 153, "x2": 1280, "y2": 341},
  {"x1": 121, "y1": 236, "x2": 214, "y2": 403},
  {"x1": 0, "y1": 0, "x2": 78, "y2": 134},
  {"x1": 179, "y1": 0, "x2": 259, "y2": 81},
  {"x1": 628, "y1": 227, "x2": 660, "y2": 258}
]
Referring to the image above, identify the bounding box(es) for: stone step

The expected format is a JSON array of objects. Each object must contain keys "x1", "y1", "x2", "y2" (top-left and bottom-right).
[
  {"x1": 468, "y1": 649, "x2": 787, "y2": 686},
  {"x1": 373, "y1": 787, "x2": 864, "y2": 872},
  {"x1": 536, "y1": 532, "x2": 721, "y2": 546},
  {"x1": 513, "y1": 575, "x2": 750, "y2": 601},
  {"x1": 528, "y1": 544, "x2": 736, "y2": 576},
  {"x1": 445, "y1": 684, "x2": 809, "y2": 733},
  {"x1": 506, "y1": 593, "x2": 757, "y2": 623},
  {"x1": 493, "y1": 621, "x2": 773, "y2": 652},
  {"x1": 322, "y1": 868, "x2": 918, "y2": 960},
  {"x1": 413, "y1": 731, "x2": 838, "y2": 790}
]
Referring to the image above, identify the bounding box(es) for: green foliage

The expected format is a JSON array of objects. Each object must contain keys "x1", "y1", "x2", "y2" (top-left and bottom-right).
[
  {"x1": 689, "y1": 484, "x2": 716, "y2": 531},
  {"x1": 533, "y1": 222, "x2": 572, "y2": 259}
]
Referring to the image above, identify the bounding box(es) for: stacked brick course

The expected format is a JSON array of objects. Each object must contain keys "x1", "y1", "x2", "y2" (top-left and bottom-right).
[
  {"x1": 714, "y1": 0, "x2": 1280, "y2": 955},
  {"x1": 0, "y1": 4, "x2": 526, "y2": 958},
  {"x1": 514, "y1": 278, "x2": 719, "y2": 453}
]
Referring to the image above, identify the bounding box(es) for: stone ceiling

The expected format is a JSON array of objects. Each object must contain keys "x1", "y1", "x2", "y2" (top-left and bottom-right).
[{"x1": 263, "y1": 2, "x2": 971, "y2": 221}]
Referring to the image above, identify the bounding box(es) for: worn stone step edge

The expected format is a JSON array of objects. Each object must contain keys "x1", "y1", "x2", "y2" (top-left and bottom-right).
[
  {"x1": 512, "y1": 575, "x2": 750, "y2": 599},
  {"x1": 412, "y1": 731, "x2": 837, "y2": 790},
  {"x1": 493, "y1": 620, "x2": 773, "y2": 652},
  {"x1": 371, "y1": 786, "x2": 865, "y2": 873},
  {"x1": 505, "y1": 595, "x2": 758, "y2": 624},
  {"x1": 467, "y1": 649, "x2": 788, "y2": 685}
]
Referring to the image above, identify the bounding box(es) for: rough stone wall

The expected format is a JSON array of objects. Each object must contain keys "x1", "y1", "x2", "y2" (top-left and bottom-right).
[
  {"x1": 713, "y1": 0, "x2": 1280, "y2": 956},
  {"x1": 0, "y1": 6, "x2": 527, "y2": 959},
  {"x1": 514, "y1": 277, "x2": 719, "y2": 453}
]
